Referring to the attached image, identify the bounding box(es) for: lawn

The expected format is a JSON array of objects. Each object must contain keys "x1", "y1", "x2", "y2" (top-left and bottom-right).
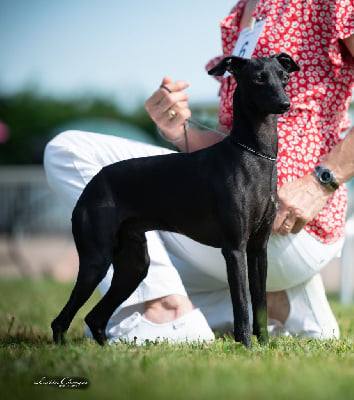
[{"x1": 0, "y1": 278, "x2": 353, "y2": 400}]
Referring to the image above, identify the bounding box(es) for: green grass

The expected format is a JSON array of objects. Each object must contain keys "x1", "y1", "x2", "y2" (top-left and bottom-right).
[{"x1": 0, "y1": 278, "x2": 353, "y2": 400}]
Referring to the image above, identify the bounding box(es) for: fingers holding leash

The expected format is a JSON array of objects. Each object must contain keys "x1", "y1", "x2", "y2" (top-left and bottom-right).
[
  {"x1": 145, "y1": 77, "x2": 191, "y2": 143},
  {"x1": 146, "y1": 77, "x2": 190, "y2": 119}
]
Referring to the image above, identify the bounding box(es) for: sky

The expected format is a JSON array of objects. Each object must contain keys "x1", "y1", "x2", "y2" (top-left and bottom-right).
[{"x1": 0, "y1": 0, "x2": 238, "y2": 110}]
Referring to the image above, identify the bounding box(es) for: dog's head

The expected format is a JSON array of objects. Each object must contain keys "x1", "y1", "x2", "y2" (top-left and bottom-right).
[{"x1": 208, "y1": 53, "x2": 300, "y2": 115}]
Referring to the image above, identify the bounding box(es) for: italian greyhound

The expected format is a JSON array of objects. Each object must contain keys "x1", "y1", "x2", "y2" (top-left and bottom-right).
[{"x1": 51, "y1": 53, "x2": 299, "y2": 348}]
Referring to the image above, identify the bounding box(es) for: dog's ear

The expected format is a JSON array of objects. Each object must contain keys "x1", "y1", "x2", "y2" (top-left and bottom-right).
[
  {"x1": 208, "y1": 56, "x2": 248, "y2": 77},
  {"x1": 272, "y1": 53, "x2": 300, "y2": 73}
]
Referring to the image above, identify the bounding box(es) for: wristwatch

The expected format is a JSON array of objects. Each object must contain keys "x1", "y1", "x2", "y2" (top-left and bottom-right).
[{"x1": 314, "y1": 165, "x2": 339, "y2": 192}]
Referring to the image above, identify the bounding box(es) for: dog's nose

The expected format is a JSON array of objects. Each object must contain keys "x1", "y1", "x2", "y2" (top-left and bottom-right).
[{"x1": 279, "y1": 101, "x2": 291, "y2": 112}]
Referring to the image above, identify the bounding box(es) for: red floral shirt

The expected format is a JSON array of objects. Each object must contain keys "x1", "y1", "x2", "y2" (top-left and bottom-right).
[{"x1": 207, "y1": 0, "x2": 354, "y2": 244}]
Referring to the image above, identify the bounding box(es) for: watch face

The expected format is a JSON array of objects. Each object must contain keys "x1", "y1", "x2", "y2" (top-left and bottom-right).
[
  {"x1": 315, "y1": 166, "x2": 338, "y2": 191},
  {"x1": 319, "y1": 169, "x2": 333, "y2": 184}
]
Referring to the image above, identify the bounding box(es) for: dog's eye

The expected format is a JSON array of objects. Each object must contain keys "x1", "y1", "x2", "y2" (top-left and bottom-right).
[
  {"x1": 253, "y1": 74, "x2": 265, "y2": 84},
  {"x1": 277, "y1": 70, "x2": 290, "y2": 84},
  {"x1": 281, "y1": 73, "x2": 290, "y2": 84}
]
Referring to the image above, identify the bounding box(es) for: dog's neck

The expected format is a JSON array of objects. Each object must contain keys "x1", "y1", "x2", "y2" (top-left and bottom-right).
[{"x1": 229, "y1": 89, "x2": 278, "y2": 161}]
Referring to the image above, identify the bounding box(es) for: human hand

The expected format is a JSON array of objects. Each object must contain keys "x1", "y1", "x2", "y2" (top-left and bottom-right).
[
  {"x1": 273, "y1": 174, "x2": 333, "y2": 235},
  {"x1": 145, "y1": 77, "x2": 191, "y2": 142}
]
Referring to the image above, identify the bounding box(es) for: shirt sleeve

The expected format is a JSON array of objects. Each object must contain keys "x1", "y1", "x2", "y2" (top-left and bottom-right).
[{"x1": 329, "y1": 0, "x2": 354, "y2": 74}]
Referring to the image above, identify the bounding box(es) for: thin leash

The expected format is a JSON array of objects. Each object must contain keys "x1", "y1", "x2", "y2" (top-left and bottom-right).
[
  {"x1": 186, "y1": 118, "x2": 277, "y2": 161},
  {"x1": 183, "y1": 118, "x2": 227, "y2": 154},
  {"x1": 186, "y1": 118, "x2": 227, "y2": 138}
]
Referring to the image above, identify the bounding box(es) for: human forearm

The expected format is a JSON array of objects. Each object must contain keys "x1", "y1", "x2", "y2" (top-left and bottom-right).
[
  {"x1": 273, "y1": 125, "x2": 354, "y2": 235},
  {"x1": 319, "y1": 126, "x2": 354, "y2": 185}
]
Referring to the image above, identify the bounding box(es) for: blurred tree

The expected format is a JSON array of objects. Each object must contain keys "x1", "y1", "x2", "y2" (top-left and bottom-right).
[{"x1": 0, "y1": 90, "x2": 157, "y2": 165}]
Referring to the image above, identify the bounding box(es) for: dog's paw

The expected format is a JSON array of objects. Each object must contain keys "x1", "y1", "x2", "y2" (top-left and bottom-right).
[
  {"x1": 91, "y1": 327, "x2": 107, "y2": 346},
  {"x1": 85, "y1": 317, "x2": 107, "y2": 346},
  {"x1": 51, "y1": 319, "x2": 67, "y2": 345},
  {"x1": 52, "y1": 328, "x2": 66, "y2": 345}
]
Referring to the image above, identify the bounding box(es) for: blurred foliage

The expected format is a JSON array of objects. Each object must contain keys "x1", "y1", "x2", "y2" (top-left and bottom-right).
[{"x1": 0, "y1": 90, "x2": 157, "y2": 165}]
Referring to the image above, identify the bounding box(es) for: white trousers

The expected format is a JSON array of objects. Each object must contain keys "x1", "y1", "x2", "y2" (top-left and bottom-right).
[{"x1": 44, "y1": 130, "x2": 344, "y2": 335}]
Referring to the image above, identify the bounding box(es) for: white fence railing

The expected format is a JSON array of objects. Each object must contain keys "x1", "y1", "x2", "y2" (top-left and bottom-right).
[
  {"x1": 340, "y1": 215, "x2": 354, "y2": 304},
  {"x1": 0, "y1": 166, "x2": 71, "y2": 234}
]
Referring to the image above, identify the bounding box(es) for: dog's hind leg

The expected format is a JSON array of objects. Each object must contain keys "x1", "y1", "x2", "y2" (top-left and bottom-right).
[
  {"x1": 51, "y1": 207, "x2": 117, "y2": 344},
  {"x1": 247, "y1": 235, "x2": 269, "y2": 345},
  {"x1": 85, "y1": 231, "x2": 150, "y2": 345},
  {"x1": 51, "y1": 254, "x2": 111, "y2": 344}
]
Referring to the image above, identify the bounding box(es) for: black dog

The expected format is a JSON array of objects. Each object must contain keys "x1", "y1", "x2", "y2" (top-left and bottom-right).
[{"x1": 51, "y1": 53, "x2": 299, "y2": 348}]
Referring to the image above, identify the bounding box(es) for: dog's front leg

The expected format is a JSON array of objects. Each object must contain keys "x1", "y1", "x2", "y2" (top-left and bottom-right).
[
  {"x1": 222, "y1": 245, "x2": 251, "y2": 348},
  {"x1": 247, "y1": 239, "x2": 269, "y2": 345}
]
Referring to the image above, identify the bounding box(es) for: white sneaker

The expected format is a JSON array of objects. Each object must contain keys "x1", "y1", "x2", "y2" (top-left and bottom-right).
[
  {"x1": 106, "y1": 308, "x2": 215, "y2": 345},
  {"x1": 268, "y1": 318, "x2": 291, "y2": 337},
  {"x1": 284, "y1": 274, "x2": 340, "y2": 339}
]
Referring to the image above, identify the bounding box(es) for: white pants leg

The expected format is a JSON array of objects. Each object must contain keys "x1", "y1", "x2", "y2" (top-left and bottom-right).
[
  {"x1": 44, "y1": 130, "x2": 344, "y2": 339},
  {"x1": 161, "y1": 230, "x2": 343, "y2": 337}
]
